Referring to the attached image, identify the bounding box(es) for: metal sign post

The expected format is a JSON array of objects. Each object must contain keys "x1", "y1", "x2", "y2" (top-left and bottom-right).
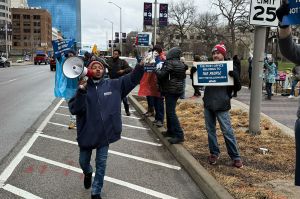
[{"x1": 249, "y1": 0, "x2": 280, "y2": 134}]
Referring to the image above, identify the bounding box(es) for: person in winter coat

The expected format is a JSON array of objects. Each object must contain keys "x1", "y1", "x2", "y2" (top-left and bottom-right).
[
  {"x1": 232, "y1": 55, "x2": 241, "y2": 97},
  {"x1": 106, "y1": 49, "x2": 133, "y2": 116},
  {"x1": 277, "y1": 1, "x2": 300, "y2": 186},
  {"x1": 190, "y1": 55, "x2": 202, "y2": 98},
  {"x1": 68, "y1": 60, "x2": 144, "y2": 199},
  {"x1": 156, "y1": 47, "x2": 187, "y2": 144},
  {"x1": 264, "y1": 58, "x2": 277, "y2": 100},
  {"x1": 202, "y1": 42, "x2": 243, "y2": 168}
]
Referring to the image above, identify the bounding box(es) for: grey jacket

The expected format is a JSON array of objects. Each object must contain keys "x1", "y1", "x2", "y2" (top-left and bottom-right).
[{"x1": 279, "y1": 34, "x2": 300, "y2": 118}]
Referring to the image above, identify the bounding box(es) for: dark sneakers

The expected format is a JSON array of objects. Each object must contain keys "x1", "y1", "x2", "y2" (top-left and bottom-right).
[
  {"x1": 91, "y1": 194, "x2": 102, "y2": 199},
  {"x1": 84, "y1": 172, "x2": 92, "y2": 189},
  {"x1": 208, "y1": 154, "x2": 219, "y2": 165},
  {"x1": 125, "y1": 110, "x2": 131, "y2": 116},
  {"x1": 161, "y1": 131, "x2": 173, "y2": 137},
  {"x1": 168, "y1": 137, "x2": 184, "y2": 144}
]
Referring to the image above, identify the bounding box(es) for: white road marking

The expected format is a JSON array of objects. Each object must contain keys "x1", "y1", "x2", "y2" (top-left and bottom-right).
[
  {"x1": 59, "y1": 106, "x2": 69, "y2": 109},
  {"x1": 2, "y1": 184, "x2": 42, "y2": 199},
  {"x1": 37, "y1": 134, "x2": 177, "y2": 169},
  {"x1": 121, "y1": 136, "x2": 162, "y2": 146},
  {"x1": 48, "y1": 121, "x2": 149, "y2": 130},
  {"x1": 25, "y1": 153, "x2": 178, "y2": 199},
  {"x1": 0, "y1": 99, "x2": 64, "y2": 187},
  {"x1": 55, "y1": 112, "x2": 142, "y2": 120},
  {"x1": 0, "y1": 78, "x2": 17, "y2": 85}
]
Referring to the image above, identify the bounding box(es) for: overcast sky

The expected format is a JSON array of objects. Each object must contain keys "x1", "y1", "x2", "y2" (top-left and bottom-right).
[{"x1": 81, "y1": 0, "x2": 212, "y2": 50}]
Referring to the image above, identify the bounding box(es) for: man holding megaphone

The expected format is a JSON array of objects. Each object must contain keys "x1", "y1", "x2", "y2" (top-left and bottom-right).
[{"x1": 68, "y1": 60, "x2": 144, "y2": 199}]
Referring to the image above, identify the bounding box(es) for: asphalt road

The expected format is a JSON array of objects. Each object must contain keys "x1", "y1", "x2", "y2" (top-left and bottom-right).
[{"x1": 0, "y1": 64, "x2": 55, "y2": 162}]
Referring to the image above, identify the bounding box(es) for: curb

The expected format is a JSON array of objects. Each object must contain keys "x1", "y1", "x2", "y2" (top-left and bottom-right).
[
  {"x1": 128, "y1": 95, "x2": 234, "y2": 199},
  {"x1": 231, "y1": 99, "x2": 294, "y2": 137}
]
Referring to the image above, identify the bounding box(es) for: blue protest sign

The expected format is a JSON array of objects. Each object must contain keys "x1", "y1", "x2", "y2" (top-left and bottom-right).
[
  {"x1": 193, "y1": 61, "x2": 234, "y2": 86},
  {"x1": 137, "y1": 32, "x2": 152, "y2": 46},
  {"x1": 282, "y1": 0, "x2": 300, "y2": 25},
  {"x1": 52, "y1": 39, "x2": 75, "y2": 58}
]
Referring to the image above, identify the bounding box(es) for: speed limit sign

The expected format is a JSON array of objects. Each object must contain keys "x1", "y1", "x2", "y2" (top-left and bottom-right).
[{"x1": 250, "y1": 0, "x2": 281, "y2": 26}]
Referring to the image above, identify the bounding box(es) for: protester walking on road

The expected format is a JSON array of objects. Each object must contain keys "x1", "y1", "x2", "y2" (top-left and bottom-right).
[
  {"x1": 156, "y1": 47, "x2": 187, "y2": 144},
  {"x1": 277, "y1": 1, "x2": 300, "y2": 186},
  {"x1": 264, "y1": 57, "x2": 277, "y2": 100},
  {"x1": 68, "y1": 60, "x2": 144, "y2": 199},
  {"x1": 288, "y1": 66, "x2": 300, "y2": 99},
  {"x1": 106, "y1": 49, "x2": 133, "y2": 116},
  {"x1": 200, "y1": 42, "x2": 243, "y2": 168}
]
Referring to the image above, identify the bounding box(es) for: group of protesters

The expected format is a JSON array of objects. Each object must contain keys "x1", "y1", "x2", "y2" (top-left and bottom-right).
[{"x1": 51, "y1": 2, "x2": 300, "y2": 198}]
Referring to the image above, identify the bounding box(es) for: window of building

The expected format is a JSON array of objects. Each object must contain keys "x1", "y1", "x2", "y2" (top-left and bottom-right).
[
  {"x1": 23, "y1": 15, "x2": 30, "y2": 20},
  {"x1": 13, "y1": 35, "x2": 21, "y2": 40},
  {"x1": 0, "y1": 13, "x2": 5, "y2": 17},
  {"x1": 24, "y1": 29, "x2": 31, "y2": 33},
  {"x1": 0, "y1": 5, "x2": 6, "y2": 10},
  {"x1": 33, "y1": 15, "x2": 40, "y2": 20},
  {"x1": 24, "y1": 22, "x2": 30, "y2": 27},
  {"x1": 34, "y1": 22, "x2": 40, "y2": 26},
  {"x1": 183, "y1": 35, "x2": 187, "y2": 39},
  {"x1": 175, "y1": 35, "x2": 180, "y2": 39},
  {"x1": 13, "y1": 42, "x2": 20, "y2": 46},
  {"x1": 13, "y1": 14, "x2": 20, "y2": 19},
  {"x1": 34, "y1": 29, "x2": 41, "y2": 33},
  {"x1": 190, "y1": 35, "x2": 194, "y2": 40},
  {"x1": 196, "y1": 35, "x2": 201, "y2": 40}
]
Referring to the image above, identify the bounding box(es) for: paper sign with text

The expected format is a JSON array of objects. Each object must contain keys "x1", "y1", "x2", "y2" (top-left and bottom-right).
[
  {"x1": 282, "y1": 0, "x2": 300, "y2": 25},
  {"x1": 193, "y1": 61, "x2": 234, "y2": 86}
]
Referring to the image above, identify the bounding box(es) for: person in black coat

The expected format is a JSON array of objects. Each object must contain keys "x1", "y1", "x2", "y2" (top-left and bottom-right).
[
  {"x1": 232, "y1": 55, "x2": 241, "y2": 97},
  {"x1": 156, "y1": 47, "x2": 187, "y2": 144}
]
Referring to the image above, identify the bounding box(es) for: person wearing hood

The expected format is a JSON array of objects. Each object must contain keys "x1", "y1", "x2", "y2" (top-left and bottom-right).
[
  {"x1": 264, "y1": 57, "x2": 277, "y2": 100},
  {"x1": 155, "y1": 47, "x2": 187, "y2": 144},
  {"x1": 68, "y1": 60, "x2": 144, "y2": 199},
  {"x1": 106, "y1": 49, "x2": 133, "y2": 116},
  {"x1": 202, "y1": 42, "x2": 243, "y2": 168}
]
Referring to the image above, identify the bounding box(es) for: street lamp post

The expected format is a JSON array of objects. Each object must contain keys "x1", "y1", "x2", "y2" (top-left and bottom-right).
[
  {"x1": 104, "y1": 18, "x2": 114, "y2": 56},
  {"x1": 108, "y1": 1, "x2": 122, "y2": 55}
]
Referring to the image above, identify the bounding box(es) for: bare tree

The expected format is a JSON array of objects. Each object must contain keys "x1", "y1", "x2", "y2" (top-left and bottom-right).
[
  {"x1": 193, "y1": 12, "x2": 230, "y2": 56},
  {"x1": 212, "y1": 0, "x2": 250, "y2": 56},
  {"x1": 169, "y1": 0, "x2": 196, "y2": 48}
]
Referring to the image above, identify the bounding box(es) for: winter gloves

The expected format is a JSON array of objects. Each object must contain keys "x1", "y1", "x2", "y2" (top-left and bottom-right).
[{"x1": 276, "y1": 1, "x2": 290, "y2": 29}]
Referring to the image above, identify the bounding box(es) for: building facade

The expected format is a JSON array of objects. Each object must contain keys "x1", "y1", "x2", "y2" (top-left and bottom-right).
[
  {"x1": 27, "y1": 0, "x2": 81, "y2": 48},
  {"x1": 11, "y1": 8, "x2": 52, "y2": 56},
  {"x1": 11, "y1": 0, "x2": 27, "y2": 8},
  {"x1": 0, "y1": 0, "x2": 12, "y2": 57}
]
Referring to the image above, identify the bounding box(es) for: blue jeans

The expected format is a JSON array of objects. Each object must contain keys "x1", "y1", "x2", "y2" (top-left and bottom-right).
[
  {"x1": 290, "y1": 80, "x2": 299, "y2": 96},
  {"x1": 79, "y1": 146, "x2": 109, "y2": 195},
  {"x1": 153, "y1": 97, "x2": 164, "y2": 122},
  {"x1": 204, "y1": 108, "x2": 240, "y2": 160},
  {"x1": 165, "y1": 94, "x2": 184, "y2": 139}
]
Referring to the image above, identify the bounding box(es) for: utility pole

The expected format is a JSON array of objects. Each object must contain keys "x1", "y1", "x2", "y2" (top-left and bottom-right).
[
  {"x1": 153, "y1": 0, "x2": 157, "y2": 46},
  {"x1": 5, "y1": 21, "x2": 8, "y2": 59},
  {"x1": 249, "y1": 27, "x2": 266, "y2": 134},
  {"x1": 104, "y1": 18, "x2": 114, "y2": 55}
]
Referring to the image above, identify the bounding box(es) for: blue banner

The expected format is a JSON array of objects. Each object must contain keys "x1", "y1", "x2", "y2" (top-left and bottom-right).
[
  {"x1": 52, "y1": 39, "x2": 75, "y2": 58},
  {"x1": 282, "y1": 0, "x2": 300, "y2": 25},
  {"x1": 197, "y1": 63, "x2": 228, "y2": 84},
  {"x1": 137, "y1": 33, "x2": 151, "y2": 46}
]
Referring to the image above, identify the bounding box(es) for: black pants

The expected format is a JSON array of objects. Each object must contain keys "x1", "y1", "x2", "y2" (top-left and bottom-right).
[
  {"x1": 266, "y1": 83, "x2": 273, "y2": 98},
  {"x1": 295, "y1": 119, "x2": 300, "y2": 186},
  {"x1": 122, "y1": 96, "x2": 129, "y2": 112},
  {"x1": 191, "y1": 78, "x2": 201, "y2": 96}
]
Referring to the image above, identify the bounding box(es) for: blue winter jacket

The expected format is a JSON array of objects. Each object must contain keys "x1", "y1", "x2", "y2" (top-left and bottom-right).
[{"x1": 68, "y1": 64, "x2": 144, "y2": 149}]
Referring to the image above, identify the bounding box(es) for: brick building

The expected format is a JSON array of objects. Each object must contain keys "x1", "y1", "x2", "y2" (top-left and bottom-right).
[{"x1": 11, "y1": 7, "x2": 52, "y2": 56}]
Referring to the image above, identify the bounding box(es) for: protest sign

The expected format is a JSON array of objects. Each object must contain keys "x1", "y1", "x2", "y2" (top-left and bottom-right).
[
  {"x1": 52, "y1": 39, "x2": 75, "y2": 58},
  {"x1": 193, "y1": 61, "x2": 234, "y2": 86},
  {"x1": 282, "y1": 0, "x2": 300, "y2": 25}
]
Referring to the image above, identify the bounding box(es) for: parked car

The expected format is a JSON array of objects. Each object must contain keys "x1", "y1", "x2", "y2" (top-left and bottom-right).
[
  {"x1": 50, "y1": 57, "x2": 56, "y2": 71},
  {"x1": 120, "y1": 56, "x2": 138, "y2": 69},
  {"x1": 0, "y1": 56, "x2": 10, "y2": 67},
  {"x1": 34, "y1": 54, "x2": 49, "y2": 65},
  {"x1": 24, "y1": 55, "x2": 30, "y2": 61}
]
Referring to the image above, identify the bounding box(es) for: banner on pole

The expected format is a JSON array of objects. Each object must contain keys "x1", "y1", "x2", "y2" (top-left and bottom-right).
[
  {"x1": 193, "y1": 61, "x2": 234, "y2": 86},
  {"x1": 282, "y1": 0, "x2": 300, "y2": 25},
  {"x1": 159, "y1": 4, "x2": 168, "y2": 26},
  {"x1": 144, "y1": 2, "x2": 153, "y2": 26}
]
